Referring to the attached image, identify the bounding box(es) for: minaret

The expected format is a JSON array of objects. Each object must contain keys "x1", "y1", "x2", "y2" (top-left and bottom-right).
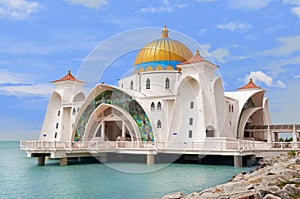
[{"x1": 39, "y1": 70, "x2": 86, "y2": 141}]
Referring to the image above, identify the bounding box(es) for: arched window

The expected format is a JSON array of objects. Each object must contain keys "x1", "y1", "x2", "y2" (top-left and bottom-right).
[
  {"x1": 130, "y1": 81, "x2": 133, "y2": 90},
  {"x1": 72, "y1": 108, "x2": 76, "y2": 115},
  {"x1": 206, "y1": 126, "x2": 214, "y2": 137},
  {"x1": 157, "y1": 120, "x2": 162, "y2": 128},
  {"x1": 151, "y1": 102, "x2": 155, "y2": 110},
  {"x1": 57, "y1": 110, "x2": 60, "y2": 116},
  {"x1": 56, "y1": 123, "x2": 59, "y2": 129},
  {"x1": 157, "y1": 102, "x2": 162, "y2": 110},
  {"x1": 77, "y1": 108, "x2": 80, "y2": 112},
  {"x1": 165, "y1": 77, "x2": 170, "y2": 89},
  {"x1": 54, "y1": 132, "x2": 57, "y2": 139},
  {"x1": 146, "y1": 78, "x2": 150, "y2": 89}
]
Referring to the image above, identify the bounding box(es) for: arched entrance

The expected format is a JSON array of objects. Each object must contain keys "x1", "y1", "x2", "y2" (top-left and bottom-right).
[{"x1": 84, "y1": 104, "x2": 140, "y2": 141}]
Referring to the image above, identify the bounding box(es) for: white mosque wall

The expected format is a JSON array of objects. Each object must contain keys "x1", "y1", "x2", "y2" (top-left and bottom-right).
[
  {"x1": 39, "y1": 81, "x2": 85, "y2": 142},
  {"x1": 263, "y1": 98, "x2": 272, "y2": 124}
]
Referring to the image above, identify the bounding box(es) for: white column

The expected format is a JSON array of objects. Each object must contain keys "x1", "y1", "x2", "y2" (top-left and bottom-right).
[
  {"x1": 122, "y1": 122, "x2": 125, "y2": 137},
  {"x1": 292, "y1": 125, "x2": 298, "y2": 149},
  {"x1": 101, "y1": 122, "x2": 105, "y2": 139},
  {"x1": 267, "y1": 125, "x2": 272, "y2": 143}
]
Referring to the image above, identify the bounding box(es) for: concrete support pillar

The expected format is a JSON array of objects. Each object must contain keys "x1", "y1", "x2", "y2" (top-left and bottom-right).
[
  {"x1": 234, "y1": 155, "x2": 243, "y2": 167},
  {"x1": 99, "y1": 153, "x2": 107, "y2": 163},
  {"x1": 267, "y1": 127, "x2": 272, "y2": 143},
  {"x1": 147, "y1": 154, "x2": 155, "y2": 165},
  {"x1": 246, "y1": 155, "x2": 256, "y2": 166},
  {"x1": 59, "y1": 157, "x2": 68, "y2": 166},
  {"x1": 37, "y1": 156, "x2": 45, "y2": 166}
]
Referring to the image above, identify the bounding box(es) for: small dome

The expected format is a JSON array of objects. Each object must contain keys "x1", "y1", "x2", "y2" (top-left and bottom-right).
[{"x1": 134, "y1": 24, "x2": 193, "y2": 73}]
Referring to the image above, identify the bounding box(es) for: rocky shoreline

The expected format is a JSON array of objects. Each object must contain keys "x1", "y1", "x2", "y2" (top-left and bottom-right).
[{"x1": 162, "y1": 152, "x2": 300, "y2": 199}]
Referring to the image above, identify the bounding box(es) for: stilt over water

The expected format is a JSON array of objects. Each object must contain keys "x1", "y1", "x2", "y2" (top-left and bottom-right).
[
  {"x1": 147, "y1": 154, "x2": 155, "y2": 165},
  {"x1": 234, "y1": 155, "x2": 242, "y2": 167},
  {"x1": 59, "y1": 157, "x2": 68, "y2": 166},
  {"x1": 37, "y1": 156, "x2": 45, "y2": 166}
]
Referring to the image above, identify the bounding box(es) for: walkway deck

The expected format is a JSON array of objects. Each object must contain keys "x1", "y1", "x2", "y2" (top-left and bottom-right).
[{"x1": 20, "y1": 138, "x2": 300, "y2": 159}]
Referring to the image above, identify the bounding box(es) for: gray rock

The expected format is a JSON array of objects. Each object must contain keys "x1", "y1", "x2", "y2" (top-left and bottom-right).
[
  {"x1": 162, "y1": 192, "x2": 184, "y2": 199},
  {"x1": 282, "y1": 184, "x2": 300, "y2": 195},
  {"x1": 295, "y1": 159, "x2": 300, "y2": 164},
  {"x1": 290, "y1": 178, "x2": 300, "y2": 184},
  {"x1": 182, "y1": 192, "x2": 202, "y2": 199},
  {"x1": 263, "y1": 193, "x2": 281, "y2": 199},
  {"x1": 280, "y1": 169, "x2": 300, "y2": 180}
]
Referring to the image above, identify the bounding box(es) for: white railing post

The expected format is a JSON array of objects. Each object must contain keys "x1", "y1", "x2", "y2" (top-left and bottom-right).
[{"x1": 280, "y1": 142, "x2": 283, "y2": 150}]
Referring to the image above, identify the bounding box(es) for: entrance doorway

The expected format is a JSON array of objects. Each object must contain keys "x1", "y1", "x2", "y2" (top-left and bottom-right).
[{"x1": 105, "y1": 121, "x2": 122, "y2": 141}]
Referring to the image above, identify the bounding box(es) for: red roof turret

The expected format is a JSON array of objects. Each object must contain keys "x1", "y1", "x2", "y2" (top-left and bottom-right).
[
  {"x1": 52, "y1": 70, "x2": 85, "y2": 84},
  {"x1": 178, "y1": 50, "x2": 205, "y2": 65},
  {"x1": 238, "y1": 78, "x2": 261, "y2": 90}
]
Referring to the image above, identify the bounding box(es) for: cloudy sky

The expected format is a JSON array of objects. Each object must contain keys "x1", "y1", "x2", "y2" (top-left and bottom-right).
[{"x1": 1, "y1": 0, "x2": 300, "y2": 140}]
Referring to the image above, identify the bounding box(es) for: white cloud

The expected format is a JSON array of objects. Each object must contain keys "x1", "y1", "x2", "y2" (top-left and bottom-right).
[
  {"x1": 215, "y1": 22, "x2": 251, "y2": 32},
  {"x1": 140, "y1": 0, "x2": 188, "y2": 13},
  {"x1": 0, "y1": 70, "x2": 52, "y2": 97},
  {"x1": 64, "y1": 0, "x2": 107, "y2": 9},
  {"x1": 0, "y1": 70, "x2": 29, "y2": 84},
  {"x1": 228, "y1": 0, "x2": 272, "y2": 10},
  {"x1": 283, "y1": 0, "x2": 300, "y2": 5},
  {"x1": 294, "y1": 74, "x2": 300, "y2": 79},
  {"x1": 292, "y1": 6, "x2": 300, "y2": 17},
  {"x1": 0, "y1": 0, "x2": 41, "y2": 20},
  {"x1": 283, "y1": 0, "x2": 300, "y2": 18},
  {"x1": 261, "y1": 35, "x2": 300, "y2": 57},
  {"x1": 196, "y1": 28, "x2": 207, "y2": 36},
  {"x1": 245, "y1": 71, "x2": 286, "y2": 88},
  {"x1": 0, "y1": 84, "x2": 52, "y2": 97},
  {"x1": 199, "y1": 44, "x2": 230, "y2": 63},
  {"x1": 209, "y1": 48, "x2": 229, "y2": 63}
]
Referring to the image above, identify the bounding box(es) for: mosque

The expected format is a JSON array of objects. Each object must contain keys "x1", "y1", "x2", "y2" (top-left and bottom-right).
[{"x1": 39, "y1": 24, "x2": 272, "y2": 146}]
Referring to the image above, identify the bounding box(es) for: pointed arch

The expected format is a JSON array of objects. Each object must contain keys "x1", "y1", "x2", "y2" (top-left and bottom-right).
[
  {"x1": 146, "y1": 78, "x2": 150, "y2": 89},
  {"x1": 165, "y1": 77, "x2": 170, "y2": 89},
  {"x1": 150, "y1": 102, "x2": 155, "y2": 110},
  {"x1": 157, "y1": 101, "x2": 162, "y2": 110},
  {"x1": 130, "y1": 80, "x2": 133, "y2": 90},
  {"x1": 157, "y1": 120, "x2": 162, "y2": 128}
]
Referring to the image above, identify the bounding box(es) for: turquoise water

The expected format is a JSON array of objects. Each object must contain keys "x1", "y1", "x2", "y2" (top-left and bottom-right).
[{"x1": 1, "y1": 142, "x2": 246, "y2": 199}]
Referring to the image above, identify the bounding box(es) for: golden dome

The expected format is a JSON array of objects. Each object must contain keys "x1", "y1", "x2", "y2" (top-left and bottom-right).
[{"x1": 134, "y1": 24, "x2": 193, "y2": 73}]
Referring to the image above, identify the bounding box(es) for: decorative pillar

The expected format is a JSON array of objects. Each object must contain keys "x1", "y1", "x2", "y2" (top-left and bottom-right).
[
  {"x1": 59, "y1": 157, "x2": 68, "y2": 166},
  {"x1": 147, "y1": 154, "x2": 155, "y2": 165},
  {"x1": 234, "y1": 155, "x2": 243, "y2": 167},
  {"x1": 37, "y1": 156, "x2": 45, "y2": 166}
]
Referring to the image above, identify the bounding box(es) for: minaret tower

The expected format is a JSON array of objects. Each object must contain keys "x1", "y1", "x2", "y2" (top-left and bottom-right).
[{"x1": 39, "y1": 70, "x2": 86, "y2": 141}]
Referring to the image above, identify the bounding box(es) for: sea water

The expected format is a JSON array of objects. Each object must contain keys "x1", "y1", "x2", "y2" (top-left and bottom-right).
[{"x1": 0, "y1": 142, "x2": 246, "y2": 199}]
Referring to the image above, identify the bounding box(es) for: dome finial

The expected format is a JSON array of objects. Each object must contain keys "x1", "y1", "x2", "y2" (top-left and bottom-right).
[
  {"x1": 162, "y1": 22, "x2": 169, "y2": 38},
  {"x1": 195, "y1": 49, "x2": 200, "y2": 55}
]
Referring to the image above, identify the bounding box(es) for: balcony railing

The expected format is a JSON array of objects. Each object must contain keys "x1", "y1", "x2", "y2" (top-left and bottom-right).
[{"x1": 21, "y1": 139, "x2": 300, "y2": 153}]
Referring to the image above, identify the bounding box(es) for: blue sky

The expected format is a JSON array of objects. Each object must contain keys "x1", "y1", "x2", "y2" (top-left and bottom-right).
[{"x1": 1, "y1": 0, "x2": 300, "y2": 140}]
